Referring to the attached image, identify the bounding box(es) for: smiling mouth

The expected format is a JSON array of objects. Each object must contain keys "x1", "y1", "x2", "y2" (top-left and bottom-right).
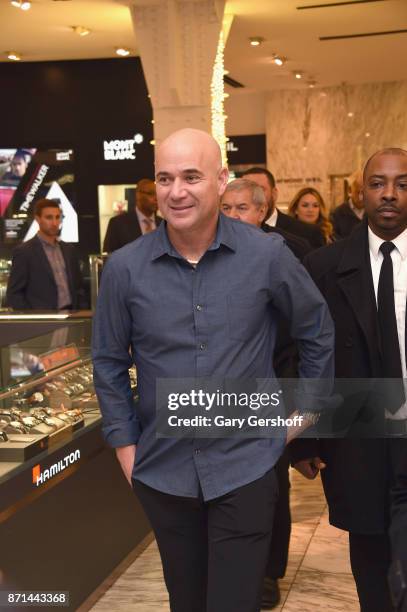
[{"x1": 169, "y1": 204, "x2": 194, "y2": 211}]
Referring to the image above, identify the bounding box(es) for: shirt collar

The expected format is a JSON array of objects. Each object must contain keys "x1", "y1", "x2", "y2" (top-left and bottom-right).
[
  {"x1": 37, "y1": 234, "x2": 60, "y2": 248},
  {"x1": 368, "y1": 225, "x2": 407, "y2": 261},
  {"x1": 151, "y1": 212, "x2": 237, "y2": 261},
  {"x1": 135, "y1": 206, "x2": 154, "y2": 225},
  {"x1": 268, "y1": 207, "x2": 278, "y2": 227}
]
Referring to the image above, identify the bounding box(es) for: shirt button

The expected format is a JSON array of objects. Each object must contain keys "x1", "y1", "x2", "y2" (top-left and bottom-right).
[
  {"x1": 196, "y1": 304, "x2": 202, "y2": 311},
  {"x1": 199, "y1": 343, "x2": 206, "y2": 351}
]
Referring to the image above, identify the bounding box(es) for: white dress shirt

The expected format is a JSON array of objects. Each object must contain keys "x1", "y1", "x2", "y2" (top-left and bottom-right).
[
  {"x1": 368, "y1": 226, "x2": 407, "y2": 419},
  {"x1": 265, "y1": 207, "x2": 278, "y2": 227}
]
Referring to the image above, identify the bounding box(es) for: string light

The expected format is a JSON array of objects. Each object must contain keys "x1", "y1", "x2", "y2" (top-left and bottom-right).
[{"x1": 211, "y1": 30, "x2": 228, "y2": 166}]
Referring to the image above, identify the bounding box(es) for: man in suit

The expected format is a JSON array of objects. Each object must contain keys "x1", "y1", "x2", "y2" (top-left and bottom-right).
[
  {"x1": 6, "y1": 198, "x2": 85, "y2": 310},
  {"x1": 221, "y1": 178, "x2": 310, "y2": 609},
  {"x1": 389, "y1": 443, "x2": 407, "y2": 612},
  {"x1": 242, "y1": 167, "x2": 325, "y2": 250},
  {"x1": 103, "y1": 178, "x2": 160, "y2": 252},
  {"x1": 291, "y1": 148, "x2": 407, "y2": 612},
  {"x1": 331, "y1": 170, "x2": 364, "y2": 240}
]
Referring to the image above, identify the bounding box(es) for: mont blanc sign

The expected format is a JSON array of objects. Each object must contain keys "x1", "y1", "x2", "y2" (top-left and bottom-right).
[{"x1": 103, "y1": 133, "x2": 144, "y2": 160}]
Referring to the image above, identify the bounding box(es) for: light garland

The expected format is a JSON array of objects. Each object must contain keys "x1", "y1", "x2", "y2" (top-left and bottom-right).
[{"x1": 211, "y1": 31, "x2": 228, "y2": 166}]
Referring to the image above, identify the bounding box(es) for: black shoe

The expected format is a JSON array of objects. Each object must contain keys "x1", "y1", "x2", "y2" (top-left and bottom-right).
[{"x1": 261, "y1": 577, "x2": 281, "y2": 609}]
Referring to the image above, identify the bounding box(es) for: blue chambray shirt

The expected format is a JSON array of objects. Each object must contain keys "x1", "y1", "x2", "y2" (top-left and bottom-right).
[{"x1": 92, "y1": 214, "x2": 334, "y2": 500}]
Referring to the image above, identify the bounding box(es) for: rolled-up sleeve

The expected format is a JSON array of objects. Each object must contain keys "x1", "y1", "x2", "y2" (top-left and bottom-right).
[{"x1": 92, "y1": 258, "x2": 141, "y2": 447}]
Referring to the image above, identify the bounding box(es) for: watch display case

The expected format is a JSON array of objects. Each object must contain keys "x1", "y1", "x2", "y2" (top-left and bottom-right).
[
  {"x1": 0, "y1": 318, "x2": 100, "y2": 471},
  {"x1": 0, "y1": 315, "x2": 147, "y2": 612}
]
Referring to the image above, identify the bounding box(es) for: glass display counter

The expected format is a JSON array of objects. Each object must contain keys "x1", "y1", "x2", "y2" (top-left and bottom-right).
[{"x1": 0, "y1": 315, "x2": 149, "y2": 611}]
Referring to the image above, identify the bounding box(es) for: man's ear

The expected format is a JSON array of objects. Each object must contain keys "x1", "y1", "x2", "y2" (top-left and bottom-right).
[
  {"x1": 271, "y1": 186, "x2": 279, "y2": 204},
  {"x1": 218, "y1": 167, "x2": 229, "y2": 196}
]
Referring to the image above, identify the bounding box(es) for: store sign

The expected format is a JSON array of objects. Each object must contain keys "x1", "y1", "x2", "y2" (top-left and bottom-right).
[
  {"x1": 32, "y1": 449, "x2": 81, "y2": 486},
  {"x1": 103, "y1": 133, "x2": 144, "y2": 160},
  {"x1": 226, "y1": 140, "x2": 238, "y2": 152},
  {"x1": 20, "y1": 164, "x2": 49, "y2": 211}
]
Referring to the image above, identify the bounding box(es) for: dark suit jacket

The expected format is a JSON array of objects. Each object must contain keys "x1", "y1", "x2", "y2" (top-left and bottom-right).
[
  {"x1": 331, "y1": 202, "x2": 363, "y2": 240},
  {"x1": 290, "y1": 221, "x2": 394, "y2": 534},
  {"x1": 261, "y1": 223, "x2": 311, "y2": 261},
  {"x1": 261, "y1": 224, "x2": 311, "y2": 382},
  {"x1": 275, "y1": 209, "x2": 325, "y2": 250},
  {"x1": 103, "y1": 209, "x2": 162, "y2": 253},
  {"x1": 6, "y1": 235, "x2": 85, "y2": 310},
  {"x1": 390, "y1": 445, "x2": 407, "y2": 611}
]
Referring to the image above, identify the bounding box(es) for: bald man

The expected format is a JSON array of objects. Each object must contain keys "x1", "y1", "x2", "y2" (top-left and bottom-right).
[
  {"x1": 331, "y1": 169, "x2": 364, "y2": 240},
  {"x1": 102, "y1": 178, "x2": 159, "y2": 252},
  {"x1": 92, "y1": 129, "x2": 334, "y2": 612},
  {"x1": 292, "y1": 148, "x2": 407, "y2": 612}
]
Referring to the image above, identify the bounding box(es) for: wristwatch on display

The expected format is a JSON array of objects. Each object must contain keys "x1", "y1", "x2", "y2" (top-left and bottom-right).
[{"x1": 5, "y1": 421, "x2": 29, "y2": 435}]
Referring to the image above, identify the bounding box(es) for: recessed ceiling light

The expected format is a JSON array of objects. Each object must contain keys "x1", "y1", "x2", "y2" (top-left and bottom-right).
[
  {"x1": 6, "y1": 51, "x2": 21, "y2": 61},
  {"x1": 71, "y1": 26, "x2": 91, "y2": 37},
  {"x1": 116, "y1": 47, "x2": 130, "y2": 57},
  {"x1": 347, "y1": 111, "x2": 354, "y2": 118},
  {"x1": 365, "y1": 132, "x2": 371, "y2": 138},
  {"x1": 294, "y1": 71, "x2": 303, "y2": 80},
  {"x1": 11, "y1": 0, "x2": 31, "y2": 9},
  {"x1": 249, "y1": 37, "x2": 264, "y2": 47},
  {"x1": 271, "y1": 54, "x2": 285, "y2": 66},
  {"x1": 307, "y1": 80, "x2": 317, "y2": 88}
]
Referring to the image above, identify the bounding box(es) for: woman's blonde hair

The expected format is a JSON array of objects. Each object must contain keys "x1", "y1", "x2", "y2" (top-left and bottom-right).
[{"x1": 288, "y1": 187, "x2": 333, "y2": 243}]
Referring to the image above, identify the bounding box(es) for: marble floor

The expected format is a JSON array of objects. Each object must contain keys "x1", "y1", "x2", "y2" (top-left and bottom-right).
[{"x1": 88, "y1": 470, "x2": 359, "y2": 611}]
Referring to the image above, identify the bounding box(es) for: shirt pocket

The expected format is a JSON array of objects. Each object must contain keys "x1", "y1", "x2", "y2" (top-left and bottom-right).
[{"x1": 226, "y1": 290, "x2": 269, "y2": 342}]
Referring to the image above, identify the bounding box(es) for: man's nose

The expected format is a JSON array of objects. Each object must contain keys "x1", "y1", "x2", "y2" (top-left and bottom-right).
[
  {"x1": 170, "y1": 178, "x2": 187, "y2": 199},
  {"x1": 382, "y1": 183, "x2": 397, "y2": 201}
]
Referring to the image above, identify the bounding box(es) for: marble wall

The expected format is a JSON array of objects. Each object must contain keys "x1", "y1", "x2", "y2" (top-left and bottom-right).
[
  {"x1": 225, "y1": 90, "x2": 266, "y2": 136},
  {"x1": 265, "y1": 80, "x2": 407, "y2": 209}
]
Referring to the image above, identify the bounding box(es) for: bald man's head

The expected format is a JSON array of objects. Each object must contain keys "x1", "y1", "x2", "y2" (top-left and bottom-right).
[
  {"x1": 361, "y1": 147, "x2": 407, "y2": 240},
  {"x1": 154, "y1": 129, "x2": 228, "y2": 236},
  {"x1": 363, "y1": 148, "x2": 407, "y2": 182},
  {"x1": 156, "y1": 128, "x2": 223, "y2": 169},
  {"x1": 136, "y1": 178, "x2": 157, "y2": 216}
]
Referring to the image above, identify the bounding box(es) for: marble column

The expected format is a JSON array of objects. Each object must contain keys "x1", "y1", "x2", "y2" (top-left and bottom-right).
[{"x1": 130, "y1": 0, "x2": 226, "y2": 145}]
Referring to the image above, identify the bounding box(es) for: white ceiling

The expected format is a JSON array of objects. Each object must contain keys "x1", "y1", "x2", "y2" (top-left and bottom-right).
[
  {"x1": 0, "y1": 0, "x2": 136, "y2": 62},
  {"x1": 224, "y1": 0, "x2": 407, "y2": 91},
  {"x1": 1, "y1": 0, "x2": 407, "y2": 91}
]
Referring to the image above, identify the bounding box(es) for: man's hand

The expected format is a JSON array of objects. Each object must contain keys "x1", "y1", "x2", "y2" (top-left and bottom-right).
[
  {"x1": 115, "y1": 444, "x2": 136, "y2": 486},
  {"x1": 294, "y1": 457, "x2": 326, "y2": 480}
]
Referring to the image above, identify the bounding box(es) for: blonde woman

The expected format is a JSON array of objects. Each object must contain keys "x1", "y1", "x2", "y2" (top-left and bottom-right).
[{"x1": 288, "y1": 187, "x2": 333, "y2": 244}]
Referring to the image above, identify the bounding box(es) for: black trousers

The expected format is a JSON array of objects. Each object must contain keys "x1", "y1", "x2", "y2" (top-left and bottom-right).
[
  {"x1": 349, "y1": 532, "x2": 393, "y2": 612},
  {"x1": 265, "y1": 448, "x2": 291, "y2": 579},
  {"x1": 133, "y1": 469, "x2": 278, "y2": 612}
]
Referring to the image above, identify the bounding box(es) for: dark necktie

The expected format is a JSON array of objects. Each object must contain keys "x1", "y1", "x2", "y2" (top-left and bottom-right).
[{"x1": 377, "y1": 241, "x2": 405, "y2": 413}]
